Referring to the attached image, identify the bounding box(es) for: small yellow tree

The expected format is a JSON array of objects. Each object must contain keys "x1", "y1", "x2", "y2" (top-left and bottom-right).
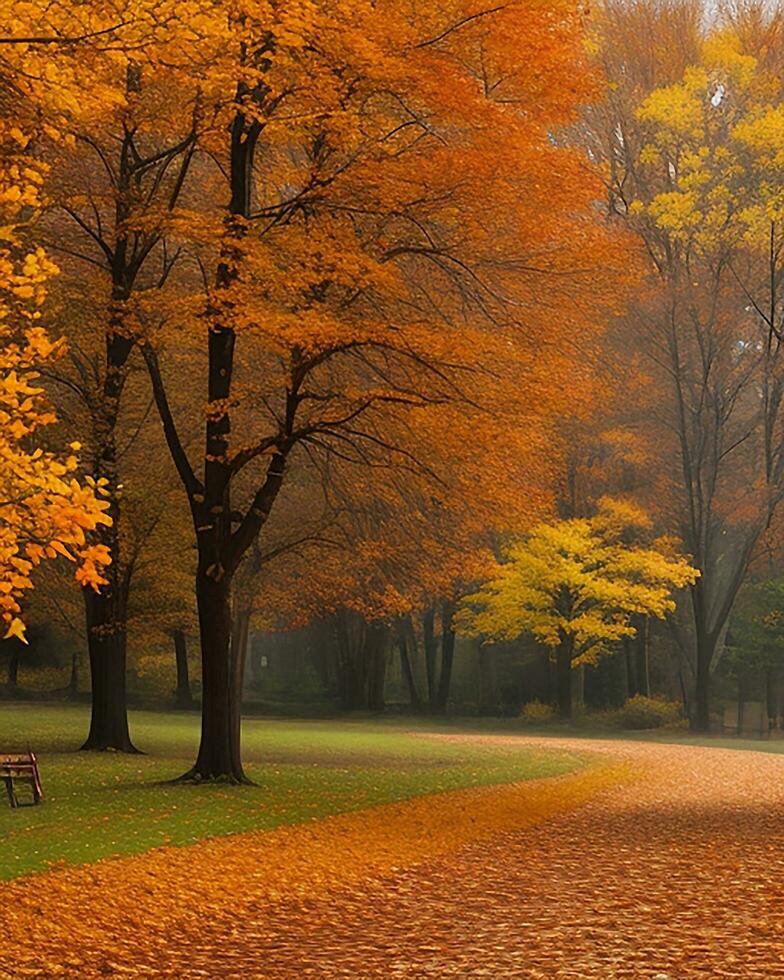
[{"x1": 456, "y1": 499, "x2": 698, "y2": 717}]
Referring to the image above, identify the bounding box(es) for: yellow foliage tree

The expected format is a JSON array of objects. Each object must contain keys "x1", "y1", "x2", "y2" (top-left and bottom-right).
[
  {"x1": 634, "y1": 29, "x2": 784, "y2": 253},
  {"x1": 456, "y1": 499, "x2": 698, "y2": 717},
  {"x1": 621, "y1": 21, "x2": 784, "y2": 730},
  {"x1": 0, "y1": 52, "x2": 111, "y2": 643}
]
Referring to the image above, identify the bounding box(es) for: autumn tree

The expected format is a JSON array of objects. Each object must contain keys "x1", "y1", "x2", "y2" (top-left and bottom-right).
[
  {"x1": 132, "y1": 0, "x2": 630, "y2": 778},
  {"x1": 456, "y1": 499, "x2": 698, "y2": 718},
  {"x1": 584, "y1": 3, "x2": 784, "y2": 728},
  {"x1": 1, "y1": 0, "x2": 216, "y2": 749},
  {"x1": 0, "y1": 20, "x2": 112, "y2": 644},
  {"x1": 248, "y1": 416, "x2": 537, "y2": 712}
]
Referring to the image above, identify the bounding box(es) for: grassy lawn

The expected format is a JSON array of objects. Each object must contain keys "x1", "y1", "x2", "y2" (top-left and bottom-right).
[{"x1": 0, "y1": 703, "x2": 586, "y2": 880}]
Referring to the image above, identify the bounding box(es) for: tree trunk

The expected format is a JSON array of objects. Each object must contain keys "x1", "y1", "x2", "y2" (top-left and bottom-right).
[
  {"x1": 623, "y1": 636, "x2": 636, "y2": 698},
  {"x1": 81, "y1": 584, "x2": 137, "y2": 752},
  {"x1": 366, "y1": 622, "x2": 388, "y2": 712},
  {"x1": 766, "y1": 667, "x2": 778, "y2": 731},
  {"x1": 693, "y1": 618, "x2": 715, "y2": 733},
  {"x1": 555, "y1": 638, "x2": 573, "y2": 719},
  {"x1": 397, "y1": 620, "x2": 420, "y2": 708},
  {"x1": 678, "y1": 668, "x2": 690, "y2": 721},
  {"x1": 82, "y1": 312, "x2": 136, "y2": 752},
  {"x1": 634, "y1": 616, "x2": 650, "y2": 697},
  {"x1": 335, "y1": 610, "x2": 369, "y2": 710},
  {"x1": 574, "y1": 663, "x2": 585, "y2": 711},
  {"x1": 174, "y1": 629, "x2": 193, "y2": 708},
  {"x1": 68, "y1": 650, "x2": 79, "y2": 700},
  {"x1": 435, "y1": 601, "x2": 456, "y2": 713},
  {"x1": 423, "y1": 606, "x2": 437, "y2": 709},
  {"x1": 6, "y1": 643, "x2": 20, "y2": 688},
  {"x1": 142, "y1": 64, "x2": 288, "y2": 783},
  {"x1": 186, "y1": 569, "x2": 246, "y2": 782},
  {"x1": 478, "y1": 643, "x2": 497, "y2": 714}
]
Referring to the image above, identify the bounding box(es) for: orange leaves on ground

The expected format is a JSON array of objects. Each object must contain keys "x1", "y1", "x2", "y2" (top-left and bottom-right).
[
  {"x1": 0, "y1": 760, "x2": 624, "y2": 977},
  {"x1": 178, "y1": 737, "x2": 784, "y2": 979}
]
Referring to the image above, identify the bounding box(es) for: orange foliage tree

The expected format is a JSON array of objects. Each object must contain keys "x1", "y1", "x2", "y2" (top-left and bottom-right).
[
  {"x1": 131, "y1": 0, "x2": 630, "y2": 779},
  {"x1": 249, "y1": 398, "x2": 569, "y2": 713},
  {"x1": 2, "y1": 1, "x2": 213, "y2": 750},
  {"x1": 0, "y1": 15, "x2": 112, "y2": 644}
]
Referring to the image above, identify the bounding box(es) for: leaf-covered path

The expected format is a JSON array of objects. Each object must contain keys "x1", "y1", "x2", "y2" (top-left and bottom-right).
[
  {"x1": 3, "y1": 736, "x2": 784, "y2": 978},
  {"x1": 206, "y1": 736, "x2": 784, "y2": 979}
]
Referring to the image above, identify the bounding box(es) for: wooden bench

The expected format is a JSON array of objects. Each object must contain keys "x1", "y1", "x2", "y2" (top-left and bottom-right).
[{"x1": 0, "y1": 752, "x2": 43, "y2": 808}]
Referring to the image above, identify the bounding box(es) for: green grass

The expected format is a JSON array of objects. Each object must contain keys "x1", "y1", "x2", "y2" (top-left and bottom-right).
[{"x1": 0, "y1": 703, "x2": 585, "y2": 880}]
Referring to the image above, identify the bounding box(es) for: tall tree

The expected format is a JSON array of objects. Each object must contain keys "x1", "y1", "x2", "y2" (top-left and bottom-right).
[
  {"x1": 139, "y1": 0, "x2": 627, "y2": 778},
  {"x1": 0, "y1": 18, "x2": 112, "y2": 643},
  {"x1": 18, "y1": 1, "x2": 207, "y2": 750},
  {"x1": 586, "y1": 3, "x2": 784, "y2": 728}
]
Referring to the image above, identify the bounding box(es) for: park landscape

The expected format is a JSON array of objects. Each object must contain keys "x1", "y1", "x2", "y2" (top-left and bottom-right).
[{"x1": 3, "y1": 0, "x2": 784, "y2": 976}]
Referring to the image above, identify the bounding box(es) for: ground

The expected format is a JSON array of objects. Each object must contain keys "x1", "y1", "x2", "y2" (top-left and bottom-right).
[
  {"x1": 2, "y1": 709, "x2": 784, "y2": 977},
  {"x1": 0, "y1": 705, "x2": 583, "y2": 878}
]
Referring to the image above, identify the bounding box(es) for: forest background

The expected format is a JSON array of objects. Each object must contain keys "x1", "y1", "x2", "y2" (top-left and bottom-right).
[{"x1": 4, "y1": 0, "x2": 784, "y2": 779}]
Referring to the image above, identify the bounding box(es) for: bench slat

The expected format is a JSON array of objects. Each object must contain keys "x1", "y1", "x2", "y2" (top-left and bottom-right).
[{"x1": 1, "y1": 752, "x2": 43, "y2": 808}]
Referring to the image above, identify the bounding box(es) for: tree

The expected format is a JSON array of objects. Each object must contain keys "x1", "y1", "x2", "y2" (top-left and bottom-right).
[
  {"x1": 140, "y1": 0, "x2": 628, "y2": 778},
  {"x1": 456, "y1": 499, "x2": 698, "y2": 718},
  {"x1": 583, "y1": 4, "x2": 784, "y2": 728},
  {"x1": 0, "y1": 33, "x2": 112, "y2": 645},
  {"x1": 725, "y1": 573, "x2": 784, "y2": 725},
  {"x1": 3, "y1": 0, "x2": 210, "y2": 750}
]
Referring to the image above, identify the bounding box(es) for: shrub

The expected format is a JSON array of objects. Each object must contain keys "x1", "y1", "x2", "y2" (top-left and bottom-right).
[
  {"x1": 520, "y1": 699, "x2": 556, "y2": 724},
  {"x1": 607, "y1": 695, "x2": 682, "y2": 730}
]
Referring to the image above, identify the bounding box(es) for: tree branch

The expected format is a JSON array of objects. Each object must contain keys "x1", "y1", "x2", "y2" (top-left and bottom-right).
[
  {"x1": 416, "y1": 5, "x2": 509, "y2": 48},
  {"x1": 140, "y1": 344, "x2": 202, "y2": 500}
]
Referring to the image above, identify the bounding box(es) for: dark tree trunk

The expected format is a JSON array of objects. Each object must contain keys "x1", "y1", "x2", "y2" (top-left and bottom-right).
[
  {"x1": 634, "y1": 616, "x2": 650, "y2": 697},
  {"x1": 478, "y1": 643, "x2": 497, "y2": 714},
  {"x1": 68, "y1": 651, "x2": 79, "y2": 700},
  {"x1": 366, "y1": 622, "x2": 388, "y2": 712},
  {"x1": 174, "y1": 629, "x2": 193, "y2": 708},
  {"x1": 423, "y1": 606, "x2": 438, "y2": 708},
  {"x1": 693, "y1": 645, "x2": 712, "y2": 731},
  {"x1": 435, "y1": 602, "x2": 456, "y2": 713},
  {"x1": 333, "y1": 613, "x2": 389, "y2": 710},
  {"x1": 80, "y1": 105, "x2": 140, "y2": 752},
  {"x1": 186, "y1": 569, "x2": 247, "y2": 782},
  {"x1": 692, "y1": 614, "x2": 715, "y2": 733},
  {"x1": 6, "y1": 643, "x2": 20, "y2": 688},
  {"x1": 397, "y1": 620, "x2": 420, "y2": 707},
  {"x1": 766, "y1": 667, "x2": 778, "y2": 730},
  {"x1": 175, "y1": 67, "x2": 285, "y2": 780},
  {"x1": 81, "y1": 465, "x2": 135, "y2": 752},
  {"x1": 335, "y1": 611, "x2": 368, "y2": 710},
  {"x1": 81, "y1": 584, "x2": 137, "y2": 752},
  {"x1": 678, "y1": 668, "x2": 690, "y2": 721},
  {"x1": 555, "y1": 638, "x2": 573, "y2": 719},
  {"x1": 623, "y1": 636, "x2": 636, "y2": 698}
]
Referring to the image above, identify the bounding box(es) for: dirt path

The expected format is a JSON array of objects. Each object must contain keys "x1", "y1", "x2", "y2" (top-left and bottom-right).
[
  {"x1": 3, "y1": 737, "x2": 784, "y2": 978},
  {"x1": 177, "y1": 738, "x2": 784, "y2": 979}
]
